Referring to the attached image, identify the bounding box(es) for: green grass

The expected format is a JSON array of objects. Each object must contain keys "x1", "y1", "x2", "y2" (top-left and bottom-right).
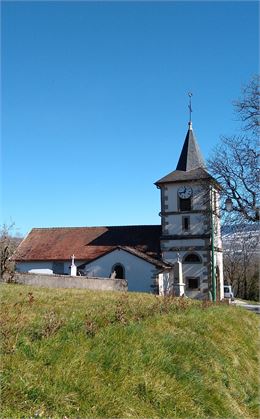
[{"x1": 1, "y1": 284, "x2": 259, "y2": 418}]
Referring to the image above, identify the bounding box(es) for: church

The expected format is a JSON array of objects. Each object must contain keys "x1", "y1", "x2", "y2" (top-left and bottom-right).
[{"x1": 13, "y1": 119, "x2": 224, "y2": 300}]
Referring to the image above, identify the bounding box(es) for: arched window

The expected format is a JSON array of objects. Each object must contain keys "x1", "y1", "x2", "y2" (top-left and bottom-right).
[
  {"x1": 111, "y1": 263, "x2": 125, "y2": 279},
  {"x1": 183, "y1": 253, "x2": 202, "y2": 264}
]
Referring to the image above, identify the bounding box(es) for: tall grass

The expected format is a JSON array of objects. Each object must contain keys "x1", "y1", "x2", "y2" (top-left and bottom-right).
[{"x1": 1, "y1": 284, "x2": 259, "y2": 418}]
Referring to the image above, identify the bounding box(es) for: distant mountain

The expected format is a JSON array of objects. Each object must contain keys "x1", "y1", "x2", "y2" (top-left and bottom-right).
[
  {"x1": 222, "y1": 223, "x2": 260, "y2": 255},
  {"x1": 221, "y1": 223, "x2": 260, "y2": 235}
]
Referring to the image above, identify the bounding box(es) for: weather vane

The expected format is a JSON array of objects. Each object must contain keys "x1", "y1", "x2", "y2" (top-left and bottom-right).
[{"x1": 188, "y1": 92, "x2": 193, "y2": 123}]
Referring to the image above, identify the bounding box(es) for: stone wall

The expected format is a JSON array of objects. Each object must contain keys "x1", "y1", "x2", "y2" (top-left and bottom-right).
[{"x1": 13, "y1": 272, "x2": 128, "y2": 292}]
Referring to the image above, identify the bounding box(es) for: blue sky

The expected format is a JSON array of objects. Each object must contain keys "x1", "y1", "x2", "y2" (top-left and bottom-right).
[{"x1": 2, "y1": 1, "x2": 259, "y2": 236}]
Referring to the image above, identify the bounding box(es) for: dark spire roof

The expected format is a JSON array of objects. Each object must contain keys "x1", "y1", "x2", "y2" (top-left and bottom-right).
[
  {"x1": 176, "y1": 122, "x2": 205, "y2": 171},
  {"x1": 155, "y1": 122, "x2": 210, "y2": 186}
]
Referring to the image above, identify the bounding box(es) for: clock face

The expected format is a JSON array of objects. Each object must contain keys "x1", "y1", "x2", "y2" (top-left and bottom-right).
[{"x1": 178, "y1": 186, "x2": 193, "y2": 199}]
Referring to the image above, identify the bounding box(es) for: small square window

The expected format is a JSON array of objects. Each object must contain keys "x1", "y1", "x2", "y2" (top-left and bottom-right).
[{"x1": 187, "y1": 277, "x2": 199, "y2": 289}]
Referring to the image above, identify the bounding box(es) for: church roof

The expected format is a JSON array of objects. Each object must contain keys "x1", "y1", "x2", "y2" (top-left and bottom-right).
[
  {"x1": 12, "y1": 225, "x2": 163, "y2": 265},
  {"x1": 155, "y1": 167, "x2": 213, "y2": 185},
  {"x1": 155, "y1": 123, "x2": 211, "y2": 185}
]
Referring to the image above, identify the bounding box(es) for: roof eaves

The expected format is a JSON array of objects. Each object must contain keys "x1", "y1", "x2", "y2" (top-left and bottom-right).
[{"x1": 119, "y1": 246, "x2": 172, "y2": 269}]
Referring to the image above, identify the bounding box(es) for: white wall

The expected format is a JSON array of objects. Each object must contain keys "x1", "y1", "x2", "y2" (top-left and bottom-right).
[
  {"x1": 161, "y1": 182, "x2": 210, "y2": 237},
  {"x1": 182, "y1": 259, "x2": 206, "y2": 299},
  {"x1": 16, "y1": 260, "x2": 86, "y2": 276},
  {"x1": 84, "y1": 249, "x2": 158, "y2": 292},
  {"x1": 162, "y1": 238, "x2": 207, "y2": 254},
  {"x1": 16, "y1": 261, "x2": 54, "y2": 274},
  {"x1": 165, "y1": 213, "x2": 206, "y2": 235},
  {"x1": 163, "y1": 249, "x2": 208, "y2": 299}
]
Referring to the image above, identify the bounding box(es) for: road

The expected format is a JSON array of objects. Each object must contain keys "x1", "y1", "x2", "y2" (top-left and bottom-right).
[{"x1": 232, "y1": 299, "x2": 260, "y2": 314}]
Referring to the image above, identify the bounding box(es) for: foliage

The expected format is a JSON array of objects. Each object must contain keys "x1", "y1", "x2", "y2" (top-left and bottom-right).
[
  {"x1": 0, "y1": 223, "x2": 22, "y2": 282},
  {"x1": 208, "y1": 75, "x2": 260, "y2": 223},
  {"x1": 1, "y1": 284, "x2": 259, "y2": 418}
]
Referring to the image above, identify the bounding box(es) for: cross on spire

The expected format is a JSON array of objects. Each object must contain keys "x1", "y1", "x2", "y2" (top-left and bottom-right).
[{"x1": 188, "y1": 92, "x2": 193, "y2": 127}]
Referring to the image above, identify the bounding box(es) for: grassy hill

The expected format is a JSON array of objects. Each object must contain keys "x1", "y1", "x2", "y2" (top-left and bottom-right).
[{"x1": 1, "y1": 284, "x2": 259, "y2": 418}]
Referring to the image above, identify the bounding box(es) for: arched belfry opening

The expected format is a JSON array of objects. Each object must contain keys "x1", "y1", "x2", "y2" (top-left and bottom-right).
[{"x1": 183, "y1": 253, "x2": 202, "y2": 264}]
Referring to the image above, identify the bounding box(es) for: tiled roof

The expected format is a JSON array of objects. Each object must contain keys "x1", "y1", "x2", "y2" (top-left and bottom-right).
[
  {"x1": 77, "y1": 245, "x2": 172, "y2": 269},
  {"x1": 13, "y1": 225, "x2": 162, "y2": 263},
  {"x1": 117, "y1": 246, "x2": 172, "y2": 269}
]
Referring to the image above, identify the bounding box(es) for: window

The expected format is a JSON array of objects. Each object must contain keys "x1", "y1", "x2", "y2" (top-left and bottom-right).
[
  {"x1": 182, "y1": 216, "x2": 190, "y2": 231},
  {"x1": 179, "y1": 197, "x2": 191, "y2": 211},
  {"x1": 112, "y1": 263, "x2": 125, "y2": 279},
  {"x1": 187, "y1": 277, "x2": 199, "y2": 289},
  {"x1": 183, "y1": 253, "x2": 201, "y2": 263}
]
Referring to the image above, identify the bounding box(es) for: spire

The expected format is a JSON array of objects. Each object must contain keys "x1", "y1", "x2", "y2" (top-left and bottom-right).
[
  {"x1": 176, "y1": 93, "x2": 205, "y2": 171},
  {"x1": 176, "y1": 124, "x2": 205, "y2": 171}
]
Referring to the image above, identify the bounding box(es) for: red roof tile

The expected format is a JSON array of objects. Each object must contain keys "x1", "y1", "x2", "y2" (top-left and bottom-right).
[{"x1": 13, "y1": 225, "x2": 162, "y2": 263}]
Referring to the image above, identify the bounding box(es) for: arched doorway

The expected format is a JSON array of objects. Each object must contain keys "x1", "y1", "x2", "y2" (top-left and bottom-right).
[{"x1": 111, "y1": 263, "x2": 125, "y2": 279}]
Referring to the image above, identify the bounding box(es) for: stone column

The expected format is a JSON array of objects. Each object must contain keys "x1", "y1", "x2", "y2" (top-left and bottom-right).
[
  {"x1": 70, "y1": 254, "x2": 77, "y2": 277},
  {"x1": 173, "y1": 260, "x2": 185, "y2": 296}
]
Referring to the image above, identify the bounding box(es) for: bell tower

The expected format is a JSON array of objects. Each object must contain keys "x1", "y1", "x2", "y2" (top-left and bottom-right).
[{"x1": 155, "y1": 106, "x2": 224, "y2": 300}]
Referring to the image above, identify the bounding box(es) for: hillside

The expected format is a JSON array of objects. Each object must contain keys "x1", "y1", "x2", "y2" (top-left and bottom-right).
[{"x1": 1, "y1": 284, "x2": 259, "y2": 418}]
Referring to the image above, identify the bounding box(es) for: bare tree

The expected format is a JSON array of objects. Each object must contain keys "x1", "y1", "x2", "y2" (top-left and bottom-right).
[
  {"x1": 234, "y1": 75, "x2": 260, "y2": 136},
  {"x1": 208, "y1": 75, "x2": 260, "y2": 223},
  {"x1": 208, "y1": 136, "x2": 259, "y2": 222},
  {"x1": 223, "y1": 223, "x2": 259, "y2": 300},
  {"x1": 0, "y1": 223, "x2": 22, "y2": 282}
]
